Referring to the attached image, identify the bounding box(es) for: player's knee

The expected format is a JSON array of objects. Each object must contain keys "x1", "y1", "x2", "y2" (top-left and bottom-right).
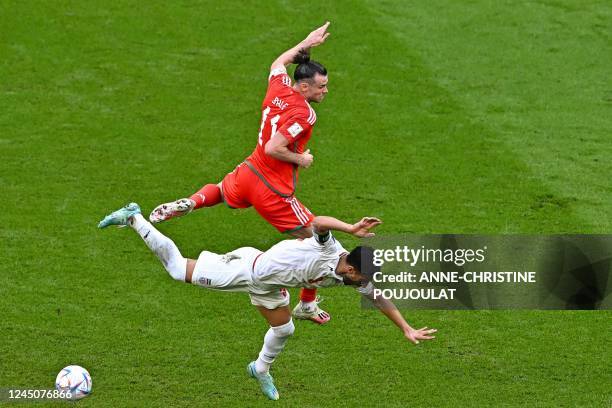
[
  {"x1": 165, "y1": 257, "x2": 187, "y2": 282},
  {"x1": 272, "y1": 319, "x2": 295, "y2": 338}
]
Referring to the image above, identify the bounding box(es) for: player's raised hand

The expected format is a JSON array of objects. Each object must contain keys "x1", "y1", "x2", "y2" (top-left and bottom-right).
[
  {"x1": 404, "y1": 327, "x2": 437, "y2": 345},
  {"x1": 298, "y1": 149, "x2": 314, "y2": 168},
  {"x1": 350, "y1": 217, "x2": 382, "y2": 237},
  {"x1": 303, "y1": 21, "x2": 331, "y2": 48}
]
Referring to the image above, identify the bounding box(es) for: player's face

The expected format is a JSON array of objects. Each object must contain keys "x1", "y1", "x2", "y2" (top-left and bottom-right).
[
  {"x1": 304, "y1": 74, "x2": 328, "y2": 103},
  {"x1": 340, "y1": 267, "x2": 367, "y2": 286}
]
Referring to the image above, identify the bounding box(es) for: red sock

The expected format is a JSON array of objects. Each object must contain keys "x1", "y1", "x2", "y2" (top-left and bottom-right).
[
  {"x1": 299, "y1": 288, "x2": 317, "y2": 303},
  {"x1": 190, "y1": 184, "x2": 222, "y2": 209}
]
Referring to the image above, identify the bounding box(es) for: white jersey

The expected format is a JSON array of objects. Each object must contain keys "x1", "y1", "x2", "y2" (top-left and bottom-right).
[{"x1": 252, "y1": 232, "x2": 374, "y2": 296}]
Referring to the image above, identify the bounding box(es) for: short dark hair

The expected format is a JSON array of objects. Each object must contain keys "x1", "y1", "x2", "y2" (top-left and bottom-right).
[
  {"x1": 346, "y1": 246, "x2": 376, "y2": 282},
  {"x1": 293, "y1": 49, "x2": 327, "y2": 83}
]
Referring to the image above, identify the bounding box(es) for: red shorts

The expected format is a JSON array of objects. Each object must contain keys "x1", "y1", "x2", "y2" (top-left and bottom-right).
[{"x1": 221, "y1": 162, "x2": 315, "y2": 233}]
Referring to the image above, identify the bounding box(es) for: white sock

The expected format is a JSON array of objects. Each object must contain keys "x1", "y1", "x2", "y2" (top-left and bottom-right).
[
  {"x1": 129, "y1": 213, "x2": 187, "y2": 281},
  {"x1": 255, "y1": 319, "x2": 295, "y2": 374}
]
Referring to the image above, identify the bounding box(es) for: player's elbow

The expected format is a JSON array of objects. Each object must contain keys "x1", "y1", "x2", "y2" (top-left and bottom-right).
[
  {"x1": 311, "y1": 216, "x2": 328, "y2": 235},
  {"x1": 265, "y1": 141, "x2": 282, "y2": 158}
]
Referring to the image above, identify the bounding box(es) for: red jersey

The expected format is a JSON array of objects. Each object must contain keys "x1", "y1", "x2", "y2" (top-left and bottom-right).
[{"x1": 245, "y1": 67, "x2": 317, "y2": 197}]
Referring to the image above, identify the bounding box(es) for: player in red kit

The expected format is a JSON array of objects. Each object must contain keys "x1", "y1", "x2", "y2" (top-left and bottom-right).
[{"x1": 151, "y1": 22, "x2": 334, "y2": 324}]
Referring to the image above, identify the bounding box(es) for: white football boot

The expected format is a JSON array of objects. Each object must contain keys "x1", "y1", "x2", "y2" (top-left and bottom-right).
[
  {"x1": 149, "y1": 198, "x2": 195, "y2": 223},
  {"x1": 292, "y1": 296, "x2": 331, "y2": 325}
]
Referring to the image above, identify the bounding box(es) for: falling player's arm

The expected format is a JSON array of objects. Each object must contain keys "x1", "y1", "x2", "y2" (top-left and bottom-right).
[
  {"x1": 313, "y1": 215, "x2": 437, "y2": 344},
  {"x1": 362, "y1": 288, "x2": 437, "y2": 345},
  {"x1": 270, "y1": 22, "x2": 331, "y2": 71}
]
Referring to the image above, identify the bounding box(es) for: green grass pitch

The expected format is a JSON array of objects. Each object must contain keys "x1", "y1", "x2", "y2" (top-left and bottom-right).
[{"x1": 1, "y1": 1, "x2": 610, "y2": 406}]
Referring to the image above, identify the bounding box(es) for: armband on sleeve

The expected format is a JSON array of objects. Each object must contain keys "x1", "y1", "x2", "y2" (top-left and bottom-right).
[
  {"x1": 269, "y1": 67, "x2": 288, "y2": 80},
  {"x1": 315, "y1": 230, "x2": 332, "y2": 245}
]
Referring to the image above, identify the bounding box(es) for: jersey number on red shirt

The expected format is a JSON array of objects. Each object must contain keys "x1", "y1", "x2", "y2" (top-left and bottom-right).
[{"x1": 258, "y1": 106, "x2": 281, "y2": 146}]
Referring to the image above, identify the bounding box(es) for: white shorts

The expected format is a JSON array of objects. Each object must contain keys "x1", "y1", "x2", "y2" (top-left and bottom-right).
[
  {"x1": 248, "y1": 287, "x2": 290, "y2": 310},
  {"x1": 191, "y1": 247, "x2": 290, "y2": 310}
]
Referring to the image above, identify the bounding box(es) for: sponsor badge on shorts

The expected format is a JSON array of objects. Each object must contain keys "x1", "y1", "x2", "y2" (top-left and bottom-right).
[{"x1": 287, "y1": 122, "x2": 303, "y2": 138}]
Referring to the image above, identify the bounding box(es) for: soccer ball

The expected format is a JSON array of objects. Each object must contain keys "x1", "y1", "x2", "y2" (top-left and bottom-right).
[{"x1": 55, "y1": 365, "x2": 92, "y2": 400}]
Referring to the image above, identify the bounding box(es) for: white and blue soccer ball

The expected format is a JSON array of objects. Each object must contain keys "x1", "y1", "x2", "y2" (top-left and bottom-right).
[{"x1": 55, "y1": 365, "x2": 92, "y2": 400}]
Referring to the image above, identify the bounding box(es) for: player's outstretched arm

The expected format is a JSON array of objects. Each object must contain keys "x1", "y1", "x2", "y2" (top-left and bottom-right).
[
  {"x1": 368, "y1": 295, "x2": 437, "y2": 345},
  {"x1": 270, "y1": 22, "x2": 331, "y2": 71},
  {"x1": 312, "y1": 215, "x2": 381, "y2": 237}
]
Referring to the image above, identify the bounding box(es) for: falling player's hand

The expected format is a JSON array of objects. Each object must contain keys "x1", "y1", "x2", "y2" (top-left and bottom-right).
[
  {"x1": 298, "y1": 149, "x2": 314, "y2": 168},
  {"x1": 404, "y1": 327, "x2": 437, "y2": 345},
  {"x1": 350, "y1": 217, "x2": 382, "y2": 237},
  {"x1": 304, "y1": 21, "x2": 331, "y2": 48}
]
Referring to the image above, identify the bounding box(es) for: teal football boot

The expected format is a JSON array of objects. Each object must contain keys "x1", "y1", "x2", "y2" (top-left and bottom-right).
[
  {"x1": 247, "y1": 361, "x2": 280, "y2": 401},
  {"x1": 98, "y1": 203, "x2": 141, "y2": 228}
]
